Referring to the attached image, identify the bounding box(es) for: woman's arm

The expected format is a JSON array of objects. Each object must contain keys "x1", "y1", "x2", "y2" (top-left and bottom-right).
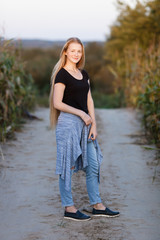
[
  {"x1": 53, "y1": 83, "x2": 92, "y2": 126},
  {"x1": 87, "y1": 80, "x2": 97, "y2": 140}
]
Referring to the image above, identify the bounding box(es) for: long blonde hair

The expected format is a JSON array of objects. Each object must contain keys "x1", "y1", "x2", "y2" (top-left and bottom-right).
[{"x1": 49, "y1": 37, "x2": 85, "y2": 128}]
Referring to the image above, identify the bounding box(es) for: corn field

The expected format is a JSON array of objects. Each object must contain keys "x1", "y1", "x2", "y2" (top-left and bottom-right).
[
  {"x1": 0, "y1": 38, "x2": 36, "y2": 141},
  {"x1": 124, "y1": 42, "x2": 160, "y2": 144},
  {"x1": 105, "y1": 0, "x2": 160, "y2": 145}
]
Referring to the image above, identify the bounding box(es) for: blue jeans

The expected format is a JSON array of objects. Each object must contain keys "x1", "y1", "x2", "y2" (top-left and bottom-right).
[{"x1": 59, "y1": 139, "x2": 102, "y2": 207}]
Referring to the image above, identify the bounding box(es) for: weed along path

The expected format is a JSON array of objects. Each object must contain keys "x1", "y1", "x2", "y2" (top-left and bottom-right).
[{"x1": 0, "y1": 108, "x2": 160, "y2": 240}]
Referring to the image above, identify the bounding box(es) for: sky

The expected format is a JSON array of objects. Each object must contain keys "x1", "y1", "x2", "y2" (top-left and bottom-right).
[{"x1": 0, "y1": 0, "x2": 144, "y2": 41}]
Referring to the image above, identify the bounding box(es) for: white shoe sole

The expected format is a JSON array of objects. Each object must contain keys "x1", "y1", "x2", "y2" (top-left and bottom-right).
[
  {"x1": 64, "y1": 216, "x2": 91, "y2": 221},
  {"x1": 92, "y1": 213, "x2": 120, "y2": 218}
]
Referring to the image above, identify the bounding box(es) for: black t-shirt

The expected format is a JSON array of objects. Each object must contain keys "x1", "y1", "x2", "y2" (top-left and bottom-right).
[{"x1": 54, "y1": 68, "x2": 90, "y2": 114}]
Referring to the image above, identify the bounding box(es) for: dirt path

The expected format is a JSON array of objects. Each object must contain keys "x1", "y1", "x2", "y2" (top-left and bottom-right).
[{"x1": 0, "y1": 108, "x2": 160, "y2": 240}]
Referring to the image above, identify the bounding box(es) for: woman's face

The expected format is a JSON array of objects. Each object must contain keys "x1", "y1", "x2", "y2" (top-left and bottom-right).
[{"x1": 65, "y1": 43, "x2": 82, "y2": 64}]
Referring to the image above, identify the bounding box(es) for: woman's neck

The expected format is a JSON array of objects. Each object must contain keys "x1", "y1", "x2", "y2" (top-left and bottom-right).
[{"x1": 64, "y1": 62, "x2": 78, "y2": 72}]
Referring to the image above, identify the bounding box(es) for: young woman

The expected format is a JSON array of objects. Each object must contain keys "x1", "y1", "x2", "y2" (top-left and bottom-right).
[{"x1": 50, "y1": 37, "x2": 120, "y2": 221}]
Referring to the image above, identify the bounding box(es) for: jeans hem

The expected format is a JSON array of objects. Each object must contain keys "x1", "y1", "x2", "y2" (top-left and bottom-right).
[
  {"x1": 90, "y1": 200, "x2": 102, "y2": 206},
  {"x1": 61, "y1": 202, "x2": 74, "y2": 207}
]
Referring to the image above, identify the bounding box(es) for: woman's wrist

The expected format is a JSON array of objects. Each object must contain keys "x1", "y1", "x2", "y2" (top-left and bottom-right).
[
  {"x1": 91, "y1": 120, "x2": 96, "y2": 126},
  {"x1": 78, "y1": 110, "x2": 85, "y2": 119}
]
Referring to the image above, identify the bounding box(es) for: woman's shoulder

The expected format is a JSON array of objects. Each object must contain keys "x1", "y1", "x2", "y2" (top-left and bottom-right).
[
  {"x1": 55, "y1": 68, "x2": 67, "y2": 84},
  {"x1": 55, "y1": 68, "x2": 69, "y2": 79},
  {"x1": 81, "y1": 69, "x2": 89, "y2": 80},
  {"x1": 56, "y1": 68, "x2": 66, "y2": 77}
]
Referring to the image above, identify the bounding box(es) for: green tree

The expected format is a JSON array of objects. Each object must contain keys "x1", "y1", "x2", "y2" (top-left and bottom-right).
[{"x1": 104, "y1": 0, "x2": 160, "y2": 143}]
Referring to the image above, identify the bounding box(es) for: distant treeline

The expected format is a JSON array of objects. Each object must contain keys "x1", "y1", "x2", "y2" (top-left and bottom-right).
[{"x1": 20, "y1": 42, "x2": 121, "y2": 108}]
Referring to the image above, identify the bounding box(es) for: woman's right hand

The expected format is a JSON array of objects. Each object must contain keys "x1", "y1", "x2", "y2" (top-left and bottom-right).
[{"x1": 80, "y1": 111, "x2": 92, "y2": 126}]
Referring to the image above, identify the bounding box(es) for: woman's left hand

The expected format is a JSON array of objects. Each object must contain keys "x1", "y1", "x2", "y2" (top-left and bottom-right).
[{"x1": 88, "y1": 123, "x2": 97, "y2": 140}]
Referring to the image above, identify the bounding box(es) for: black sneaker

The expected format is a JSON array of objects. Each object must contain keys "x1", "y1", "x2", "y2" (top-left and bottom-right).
[
  {"x1": 92, "y1": 207, "x2": 120, "y2": 217},
  {"x1": 64, "y1": 210, "x2": 91, "y2": 221}
]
